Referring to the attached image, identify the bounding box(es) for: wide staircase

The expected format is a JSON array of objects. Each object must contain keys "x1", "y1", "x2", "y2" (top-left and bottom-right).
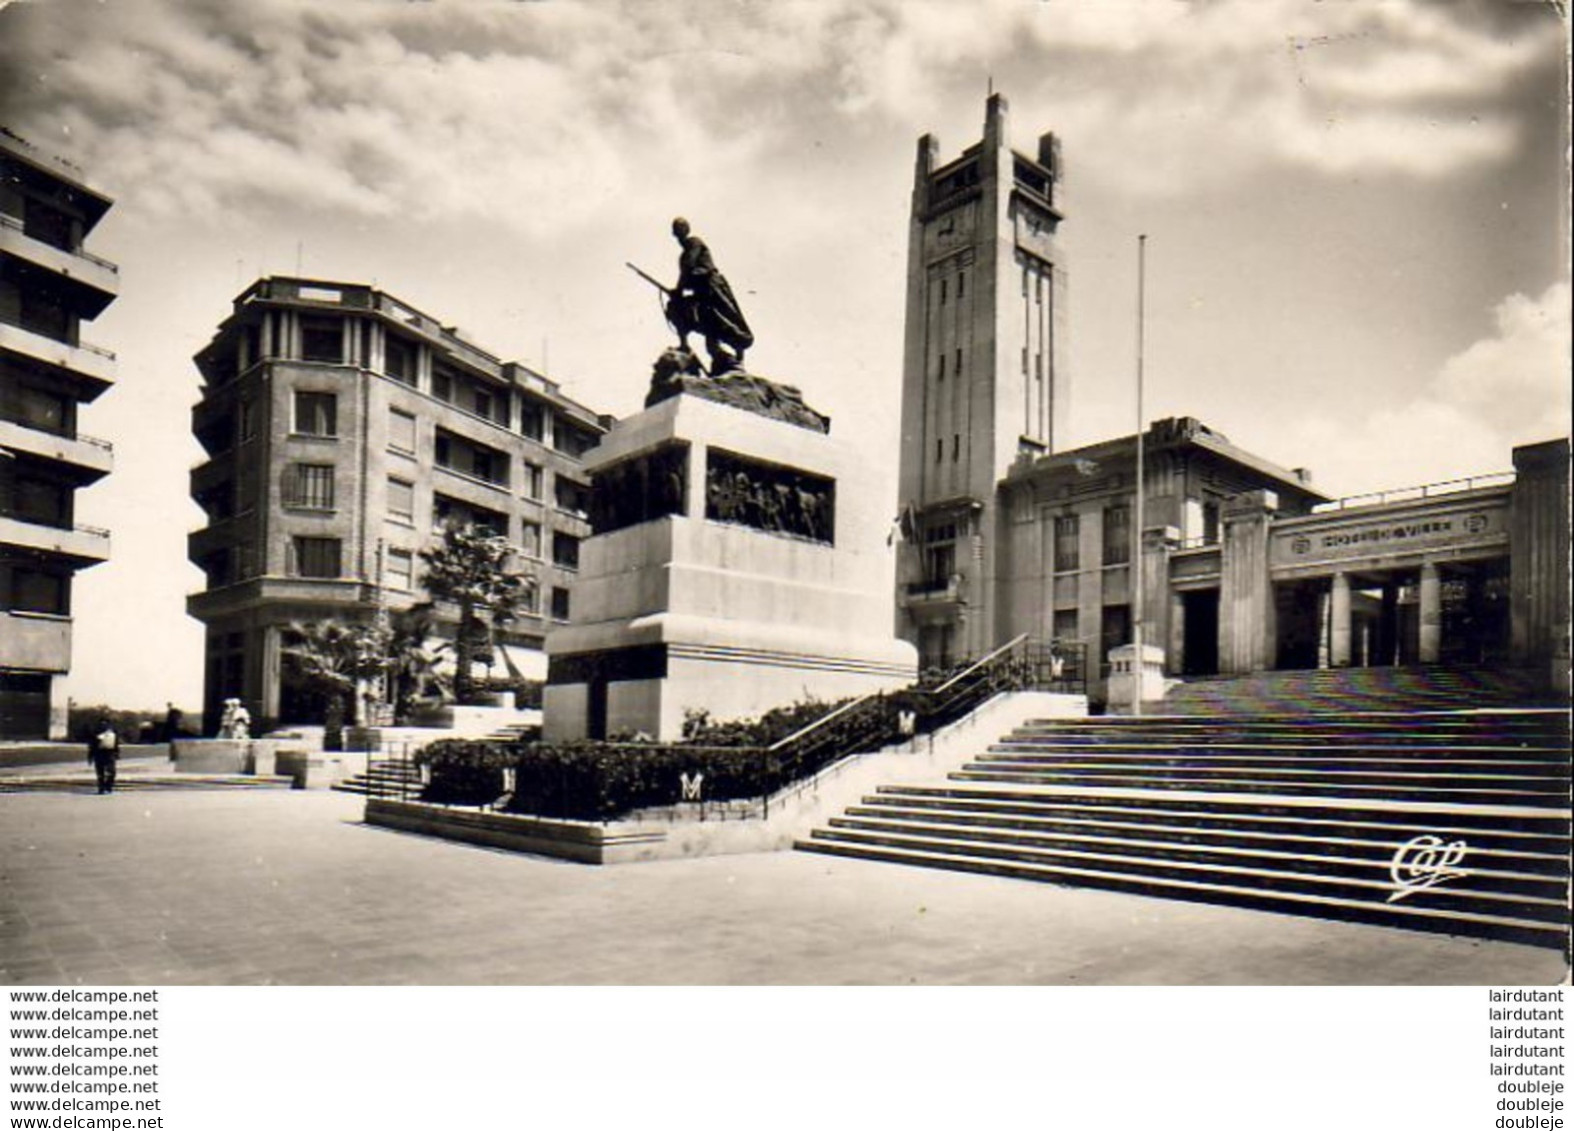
[
  {"x1": 1161, "y1": 665, "x2": 1554, "y2": 714},
  {"x1": 797, "y1": 672, "x2": 1570, "y2": 948}
]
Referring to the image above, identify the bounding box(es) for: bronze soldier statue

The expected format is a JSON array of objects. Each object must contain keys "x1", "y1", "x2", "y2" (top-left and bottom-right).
[{"x1": 629, "y1": 219, "x2": 753, "y2": 376}]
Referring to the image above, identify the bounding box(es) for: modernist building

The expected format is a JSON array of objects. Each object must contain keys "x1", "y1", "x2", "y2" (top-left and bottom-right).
[
  {"x1": 187, "y1": 276, "x2": 608, "y2": 730},
  {"x1": 0, "y1": 129, "x2": 117, "y2": 739},
  {"x1": 896, "y1": 93, "x2": 1070, "y2": 669},
  {"x1": 895, "y1": 97, "x2": 1570, "y2": 696}
]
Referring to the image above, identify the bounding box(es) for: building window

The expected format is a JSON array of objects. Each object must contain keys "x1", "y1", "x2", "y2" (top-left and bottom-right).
[
  {"x1": 1103, "y1": 505, "x2": 1130, "y2": 566},
  {"x1": 955, "y1": 348, "x2": 962, "y2": 376},
  {"x1": 238, "y1": 399, "x2": 256, "y2": 443},
  {"x1": 387, "y1": 478, "x2": 414, "y2": 524},
  {"x1": 951, "y1": 433, "x2": 960, "y2": 462},
  {"x1": 388, "y1": 408, "x2": 416, "y2": 453},
  {"x1": 1036, "y1": 273, "x2": 1044, "y2": 304},
  {"x1": 290, "y1": 536, "x2": 341, "y2": 579},
  {"x1": 550, "y1": 586, "x2": 571, "y2": 622},
  {"x1": 299, "y1": 315, "x2": 343, "y2": 363},
  {"x1": 1102, "y1": 604, "x2": 1132, "y2": 650},
  {"x1": 552, "y1": 531, "x2": 580, "y2": 570},
  {"x1": 922, "y1": 522, "x2": 957, "y2": 590},
  {"x1": 471, "y1": 385, "x2": 495, "y2": 423},
  {"x1": 520, "y1": 521, "x2": 542, "y2": 559},
  {"x1": 523, "y1": 462, "x2": 545, "y2": 501},
  {"x1": 555, "y1": 476, "x2": 591, "y2": 518},
  {"x1": 283, "y1": 463, "x2": 335, "y2": 509},
  {"x1": 235, "y1": 541, "x2": 257, "y2": 580},
  {"x1": 385, "y1": 334, "x2": 417, "y2": 385},
  {"x1": 7, "y1": 474, "x2": 69, "y2": 527},
  {"x1": 1052, "y1": 608, "x2": 1078, "y2": 644},
  {"x1": 433, "y1": 494, "x2": 507, "y2": 538},
  {"x1": 1021, "y1": 346, "x2": 1028, "y2": 375},
  {"x1": 432, "y1": 365, "x2": 455, "y2": 404},
  {"x1": 935, "y1": 438, "x2": 943, "y2": 464},
  {"x1": 939, "y1": 278, "x2": 948, "y2": 305},
  {"x1": 520, "y1": 399, "x2": 545, "y2": 442},
  {"x1": 1054, "y1": 514, "x2": 1080, "y2": 572},
  {"x1": 9, "y1": 384, "x2": 69, "y2": 435},
  {"x1": 435, "y1": 429, "x2": 509, "y2": 487},
  {"x1": 10, "y1": 567, "x2": 68, "y2": 615},
  {"x1": 957, "y1": 270, "x2": 965, "y2": 299},
  {"x1": 1203, "y1": 500, "x2": 1221, "y2": 545},
  {"x1": 293, "y1": 391, "x2": 337, "y2": 437},
  {"x1": 386, "y1": 548, "x2": 414, "y2": 591},
  {"x1": 520, "y1": 579, "x2": 541, "y2": 616},
  {"x1": 554, "y1": 420, "x2": 595, "y2": 459},
  {"x1": 937, "y1": 352, "x2": 946, "y2": 381}
]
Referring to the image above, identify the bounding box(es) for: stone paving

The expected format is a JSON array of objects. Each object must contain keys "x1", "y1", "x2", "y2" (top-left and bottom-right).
[{"x1": 0, "y1": 788, "x2": 1565, "y2": 985}]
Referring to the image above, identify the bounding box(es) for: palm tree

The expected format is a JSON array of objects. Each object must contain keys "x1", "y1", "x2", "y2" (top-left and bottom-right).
[
  {"x1": 419, "y1": 523, "x2": 532, "y2": 704},
  {"x1": 281, "y1": 619, "x2": 392, "y2": 746},
  {"x1": 385, "y1": 604, "x2": 447, "y2": 723}
]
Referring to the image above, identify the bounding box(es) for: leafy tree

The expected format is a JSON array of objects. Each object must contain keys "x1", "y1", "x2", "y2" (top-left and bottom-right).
[
  {"x1": 386, "y1": 604, "x2": 448, "y2": 722},
  {"x1": 419, "y1": 523, "x2": 533, "y2": 705},
  {"x1": 281, "y1": 619, "x2": 392, "y2": 745}
]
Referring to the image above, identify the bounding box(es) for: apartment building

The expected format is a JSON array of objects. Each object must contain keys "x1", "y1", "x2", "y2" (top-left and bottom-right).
[
  {"x1": 187, "y1": 276, "x2": 607, "y2": 730},
  {"x1": 0, "y1": 129, "x2": 117, "y2": 739}
]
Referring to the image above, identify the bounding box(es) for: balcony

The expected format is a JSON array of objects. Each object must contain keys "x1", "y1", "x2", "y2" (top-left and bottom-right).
[
  {"x1": 0, "y1": 514, "x2": 110, "y2": 564},
  {"x1": 0, "y1": 610, "x2": 72, "y2": 672},
  {"x1": 0, "y1": 214, "x2": 119, "y2": 313},
  {"x1": 0, "y1": 418, "x2": 113, "y2": 481},
  {"x1": 0, "y1": 320, "x2": 115, "y2": 385},
  {"x1": 900, "y1": 575, "x2": 963, "y2": 610}
]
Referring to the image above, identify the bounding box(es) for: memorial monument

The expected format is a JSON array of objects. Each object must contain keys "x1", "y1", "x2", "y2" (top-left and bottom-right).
[{"x1": 545, "y1": 222, "x2": 917, "y2": 741}]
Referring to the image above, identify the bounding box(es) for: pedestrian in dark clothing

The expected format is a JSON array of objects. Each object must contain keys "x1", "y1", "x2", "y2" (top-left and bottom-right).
[
  {"x1": 163, "y1": 702, "x2": 183, "y2": 742},
  {"x1": 87, "y1": 718, "x2": 120, "y2": 794}
]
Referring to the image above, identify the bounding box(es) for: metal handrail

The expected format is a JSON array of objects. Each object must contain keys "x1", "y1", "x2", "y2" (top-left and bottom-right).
[
  {"x1": 0, "y1": 211, "x2": 119, "y2": 273},
  {"x1": 932, "y1": 633, "x2": 1029, "y2": 694},
  {"x1": 766, "y1": 690, "x2": 880, "y2": 753},
  {"x1": 1312, "y1": 472, "x2": 1515, "y2": 513}
]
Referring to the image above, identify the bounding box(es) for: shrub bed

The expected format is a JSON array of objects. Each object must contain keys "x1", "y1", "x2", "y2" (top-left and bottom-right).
[
  {"x1": 508, "y1": 742, "x2": 775, "y2": 821},
  {"x1": 416, "y1": 739, "x2": 511, "y2": 806}
]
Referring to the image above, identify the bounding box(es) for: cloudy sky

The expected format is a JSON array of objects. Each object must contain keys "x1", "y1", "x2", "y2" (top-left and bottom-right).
[{"x1": 1, "y1": 0, "x2": 1567, "y2": 709}]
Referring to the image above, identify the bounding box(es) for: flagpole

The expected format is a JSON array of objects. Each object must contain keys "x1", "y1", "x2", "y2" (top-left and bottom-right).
[{"x1": 1132, "y1": 234, "x2": 1148, "y2": 717}]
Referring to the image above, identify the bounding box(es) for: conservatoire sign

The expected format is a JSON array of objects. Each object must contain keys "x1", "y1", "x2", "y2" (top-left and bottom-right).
[{"x1": 1272, "y1": 501, "x2": 1507, "y2": 567}]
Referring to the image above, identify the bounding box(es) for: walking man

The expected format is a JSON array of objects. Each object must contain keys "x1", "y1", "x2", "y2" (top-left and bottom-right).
[{"x1": 87, "y1": 717, "x2": 120, "y2": 794}]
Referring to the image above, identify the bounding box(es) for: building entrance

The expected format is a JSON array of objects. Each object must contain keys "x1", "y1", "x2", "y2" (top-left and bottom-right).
[{"x1": 1179, "y1": 590, "x2": 1219, "y2": 676}]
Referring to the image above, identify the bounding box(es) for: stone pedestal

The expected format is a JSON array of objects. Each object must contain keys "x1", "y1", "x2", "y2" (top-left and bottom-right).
[
  {"x1": 545, "y1": 388, "x2": 917, "y2": 742},
  {"x1": 172, "y1": 738, "x2": 279, "y2": 774},
  {"x1": 1107, "y1": 643, "x2": 1167, "y2": 711}
]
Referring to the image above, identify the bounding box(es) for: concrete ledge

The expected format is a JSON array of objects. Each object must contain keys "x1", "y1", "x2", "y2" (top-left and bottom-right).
[
  {"x1": 365, "y1": 690, "x2": 1088, "y2": 864},
  {"x1": 366, "y1": 799, "x2": 664, "y2": 864}
]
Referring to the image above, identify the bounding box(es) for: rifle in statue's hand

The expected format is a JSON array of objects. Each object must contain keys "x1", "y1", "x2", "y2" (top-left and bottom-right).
[{"x1": 626, "y1": 262, "x2": 673, "y2": 295}]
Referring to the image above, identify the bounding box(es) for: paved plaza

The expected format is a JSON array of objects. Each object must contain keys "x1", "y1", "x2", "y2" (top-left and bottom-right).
[{"x1": 0, "y1": 782, "x2": 1565, "y2": 986}]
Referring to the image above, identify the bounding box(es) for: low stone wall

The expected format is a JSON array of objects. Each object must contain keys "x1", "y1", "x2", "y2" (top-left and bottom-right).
[
  {"x1": 172, "y1": 739, "x2": 279, "y2": 775},
  {"x1": 364, "y1": 690, "x2": 1086, "y2": 864}
]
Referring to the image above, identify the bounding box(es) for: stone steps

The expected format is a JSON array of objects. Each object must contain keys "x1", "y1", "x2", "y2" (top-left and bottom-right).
[
  {"x1": 331, "y1": 759, "x2": 423, "y2": 797},
  {"x1": 797, "y1": 698, "x2": 1572, "y2": 947}
]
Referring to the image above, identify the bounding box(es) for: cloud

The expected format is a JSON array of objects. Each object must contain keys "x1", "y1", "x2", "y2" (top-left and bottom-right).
[
  {"x1": 0, "y1": 0, "x2": 1561, "y2": 233},
  {"x1": 1282, "y1": 281, "x2": 1571, "y2": 496}
]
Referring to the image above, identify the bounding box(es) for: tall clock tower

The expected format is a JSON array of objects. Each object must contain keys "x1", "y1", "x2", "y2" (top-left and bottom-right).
[{"x1": 894, "y1": 93, "x2": 1071, "y2": 668}]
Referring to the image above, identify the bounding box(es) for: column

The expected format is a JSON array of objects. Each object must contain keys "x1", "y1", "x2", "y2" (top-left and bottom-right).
[
  {"x1": 1418, "y1": 561, "x2": 1442, "y2": 663},
  {"x1": 1217, "y1": 490, "x2": 1278, "y2": 675},
  {"x1": 1329, "y1": 572, "x2": 1352, "y2": 668},
  {"x1": 260, "y1": 625, "x2": 283, "y2": 725}
]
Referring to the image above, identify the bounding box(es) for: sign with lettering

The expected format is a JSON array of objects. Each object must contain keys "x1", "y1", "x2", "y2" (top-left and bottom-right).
[{"x1": 1271, "y1": 500, "x2": 1507, "y2": 567}]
